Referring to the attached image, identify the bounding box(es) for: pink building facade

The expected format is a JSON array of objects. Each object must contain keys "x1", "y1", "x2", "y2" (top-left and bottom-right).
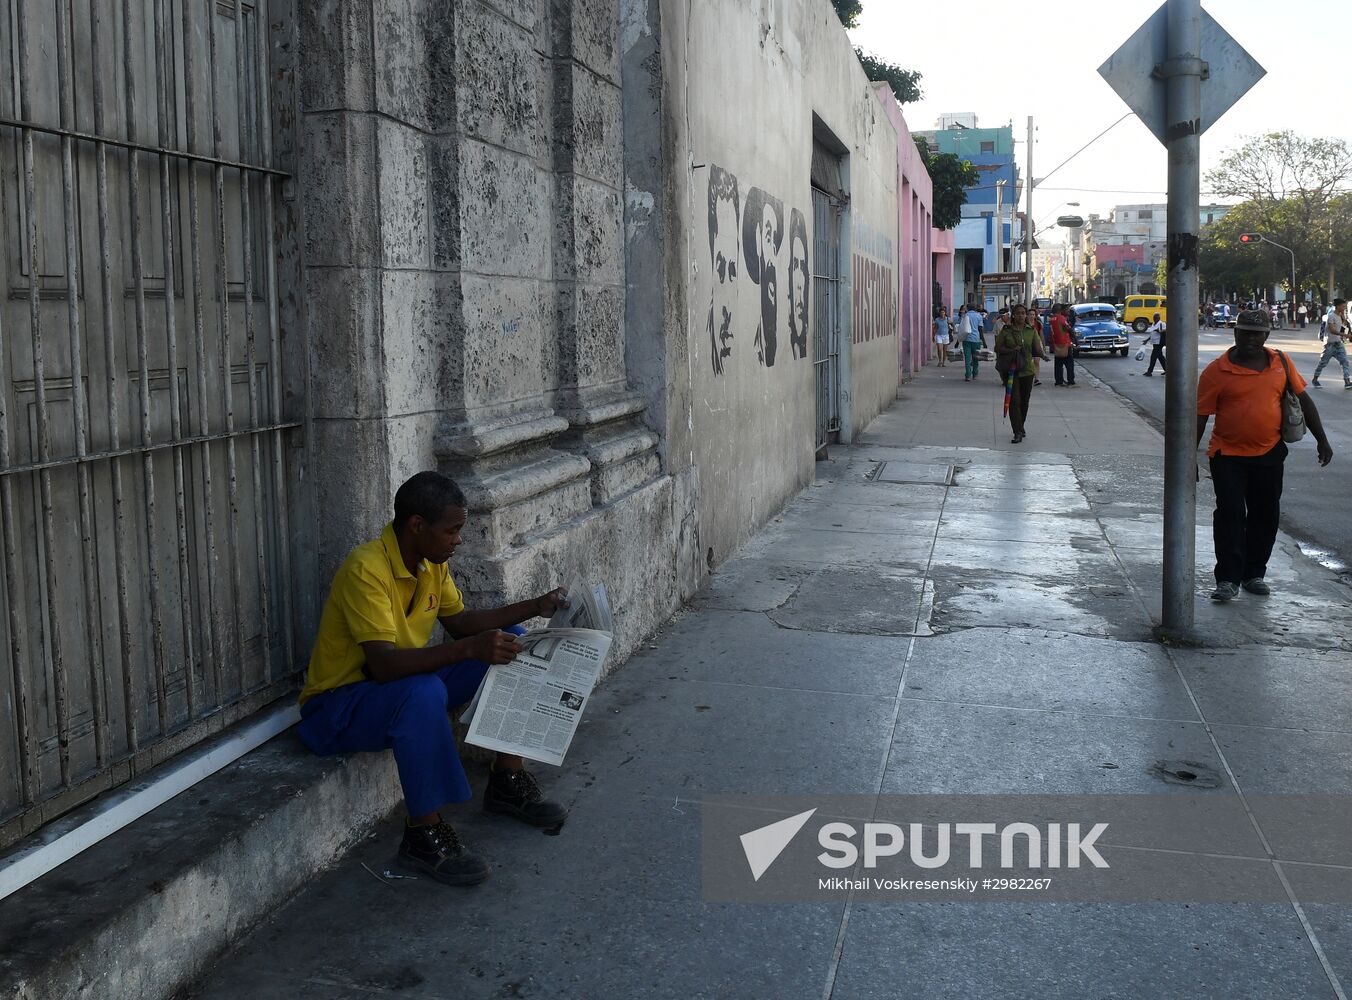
[
  {"x1": 931, "y1": 228, "x2": 955, "y2": 342},
  {"x1": 1094, "y1": 243, "x2": 1144, "y2": 269},
  {"x1": 873, "y1": 85, "x2": 936, "y2": 379}
]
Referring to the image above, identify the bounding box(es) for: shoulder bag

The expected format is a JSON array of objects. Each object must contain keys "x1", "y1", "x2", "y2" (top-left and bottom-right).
[{"x1": 1276, "y1": 351, "x2": 1306, "y2": 443}]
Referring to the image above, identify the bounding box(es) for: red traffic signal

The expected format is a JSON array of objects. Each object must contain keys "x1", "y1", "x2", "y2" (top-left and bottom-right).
[{"x1": 1239, "y1": 233, "x2": 1260, "y2": 244}]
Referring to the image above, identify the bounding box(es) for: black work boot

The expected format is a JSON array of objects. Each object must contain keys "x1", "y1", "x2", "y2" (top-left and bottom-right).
[
  {"x1": 397, "y1": 821, "x2": 490, "y2": 886},
  {"x1": 484, "y1": 766, "x2": 569, "y2": 827}
]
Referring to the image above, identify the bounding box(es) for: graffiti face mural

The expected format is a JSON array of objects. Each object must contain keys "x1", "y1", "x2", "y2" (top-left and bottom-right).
[
  {"x1": 788, "y1": 208, "x2": 809, "y2": 361},
  {"x1": 743, "y1": 188, "x2": 784, "y2": 367},
  {"x1": 707, "y1": 165, "x2": 740, "y2": 376},
  {"x1": 701, "y1": 165, "x2": 808, "y2": 376}
]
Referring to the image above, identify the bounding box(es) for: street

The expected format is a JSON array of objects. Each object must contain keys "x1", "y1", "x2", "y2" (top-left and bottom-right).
[{"x1": 1076, "y1": 322, "x2": 1352, "y2": 575}]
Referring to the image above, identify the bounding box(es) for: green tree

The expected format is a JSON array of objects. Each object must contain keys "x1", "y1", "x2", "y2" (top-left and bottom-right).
[
  {"x1": 855, "y1": 50, "x2": 923, "y2": 105},
  {"x1": 914, "y1": 136, "x2": 979, "y2": 231},
  {"x1": 831, "y1": 0, "x2": 863, "y2": 28},
  {"x1": 1199, "y1": 202, "x2": 1289, "y2": 297},
  {"x1": 1205, "y1": 131, "x2": 1352, "y2": 299},
  {"x1": 828, "y1": 0, "x2": 923, "y2": 105}
]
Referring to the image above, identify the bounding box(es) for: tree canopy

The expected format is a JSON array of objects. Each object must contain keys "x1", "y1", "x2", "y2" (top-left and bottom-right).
[
  {"x1": 914, "y1": 136, "x2": 979, "y2": 231},
  {"x1": 831, "y1": 0, "x2": 863, "y2": 28},
  {"x1": 1200, "y1": 132, "x2": 1352, "y2": 300},
  {"x1": 829, "y1": 1, "x2": 924, "y2": 105},
  {"x1": 855, "y1": 50, "x2": 923, "y2": 105}
]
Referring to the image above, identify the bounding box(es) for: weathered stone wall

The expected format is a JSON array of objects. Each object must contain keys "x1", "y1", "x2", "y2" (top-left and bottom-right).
[
  {"x1": 623, "y1": 0, "x2": 901, "y2": 571},
  {"x1": 300, "y1": 0, "x2": 677, "y2": 666},
  {"x1": 298, "y1": 0, "x2": 907, "y2": 661}
]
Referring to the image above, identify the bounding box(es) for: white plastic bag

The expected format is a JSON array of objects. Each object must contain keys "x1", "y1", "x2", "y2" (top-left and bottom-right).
[{"x1": 1134, "y1": 346, "x2": 1146, "y2": 361}]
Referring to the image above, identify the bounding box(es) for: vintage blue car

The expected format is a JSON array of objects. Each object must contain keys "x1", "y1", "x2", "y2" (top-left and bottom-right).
[{"x1": 1070, "y1": 303, "x2": 1132, "y2": 356}]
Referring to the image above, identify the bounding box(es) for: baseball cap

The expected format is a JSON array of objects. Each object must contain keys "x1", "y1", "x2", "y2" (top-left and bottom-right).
[{"x1": 1234, "y1": 309, "x2": 1270, "y2": 332}]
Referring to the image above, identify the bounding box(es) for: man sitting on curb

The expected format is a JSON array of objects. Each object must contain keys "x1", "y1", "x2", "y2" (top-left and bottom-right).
[
  {"x1": 1196, "y1": 310, "x2": 1332, "y2": 603},
  {"x1": 297, "y1": 471, "x2": 571, "y2": 886}
]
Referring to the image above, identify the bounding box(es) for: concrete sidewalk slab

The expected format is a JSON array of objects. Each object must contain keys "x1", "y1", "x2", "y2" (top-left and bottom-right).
[
  {"x1": 832, "y1": 900, "x2": 1328, "y2": 1000},
  {"x1": 184, "y1": 363, "x2": 1351, "y2": 999}
]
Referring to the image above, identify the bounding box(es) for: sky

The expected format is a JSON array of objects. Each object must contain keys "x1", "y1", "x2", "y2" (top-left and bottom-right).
[{"x1": 848, "y1": 0, "x2": 1352, "y2": 244}]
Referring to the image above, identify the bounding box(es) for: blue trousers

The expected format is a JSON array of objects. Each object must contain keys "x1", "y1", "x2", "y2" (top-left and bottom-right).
[
  {"x1": 1313, "y1": 339, "x2": 1350, "y2": 382},
  {"x1": 297, "y1": 627, "x2": 525, "y2": 817}
]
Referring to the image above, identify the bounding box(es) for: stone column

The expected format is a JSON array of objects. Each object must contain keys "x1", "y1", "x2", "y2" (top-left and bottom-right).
[
  {"x1": 548, "y1": 0, "x2": 660, "y2": 510},
  {"x1": 301, "y1": 0, "x2": 454, "y2": 580},
  {"x1": 299, "y1": 0, "x2": 680, "y2": 660}
]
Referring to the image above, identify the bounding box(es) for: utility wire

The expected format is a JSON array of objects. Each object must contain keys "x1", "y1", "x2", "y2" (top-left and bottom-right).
[{"x1": 1033, "y1": 112, "x2": 1134, "y2": 189}]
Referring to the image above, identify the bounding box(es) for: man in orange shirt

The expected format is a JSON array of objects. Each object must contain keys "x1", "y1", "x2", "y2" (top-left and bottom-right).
[{"x1": 1196, "y1": 310, "x2": 1333, "y2": 602}]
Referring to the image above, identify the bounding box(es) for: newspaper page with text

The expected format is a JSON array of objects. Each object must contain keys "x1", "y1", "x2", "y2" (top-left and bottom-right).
[{"x1": 461, "y1": 581, "x2": 613, "y2": 766}]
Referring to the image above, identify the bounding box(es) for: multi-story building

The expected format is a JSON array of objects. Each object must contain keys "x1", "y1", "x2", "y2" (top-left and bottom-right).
[
  {"x1": 915, "y1": 114, "x2": 1022, "y2": 309},
  {"x1": 1086, "y1": 202, "x2": 1234, "y2": 300}
]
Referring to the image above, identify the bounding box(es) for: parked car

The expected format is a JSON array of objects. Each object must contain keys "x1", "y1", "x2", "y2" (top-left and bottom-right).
[
  {"x1": 1071, "y1": 303, "x2": 1131, "y2": 356},
  {"x1": 1214, "y1": 303, "x2": 1236, "y2": 327},
  {"x1": 1122, "y1": 294, "x2": 1167, "y2": 333}
]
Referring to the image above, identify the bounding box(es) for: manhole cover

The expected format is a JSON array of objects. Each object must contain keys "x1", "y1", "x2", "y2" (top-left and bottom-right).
[
  {"x1": 1149, "y1": 759, "x2": 1221, "y2": 788},
  {"x1": 873, "y1": 462, "x2": 954, "y2": 486}
]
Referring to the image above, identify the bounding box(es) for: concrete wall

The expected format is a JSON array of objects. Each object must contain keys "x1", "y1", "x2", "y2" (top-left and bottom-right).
[{"x1": 629, "y1": 0, "x2": 899, "y2": 567}]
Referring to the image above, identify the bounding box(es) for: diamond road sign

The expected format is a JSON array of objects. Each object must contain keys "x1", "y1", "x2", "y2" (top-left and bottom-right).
[{"x1": 1098, "y1": 3, "x2": 1265, "y2": 145}]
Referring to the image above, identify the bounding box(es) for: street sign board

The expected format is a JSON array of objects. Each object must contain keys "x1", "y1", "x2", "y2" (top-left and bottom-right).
[
  {"x1": 1056, "y1": 215, "x2": 1085, "y2": 228},
  {"x1": 980, "y1": 272, "x2": 1027, "y2": 286},
  {"x1": 1097, "y1": 3, "x2": 1265, "y2": 145}
]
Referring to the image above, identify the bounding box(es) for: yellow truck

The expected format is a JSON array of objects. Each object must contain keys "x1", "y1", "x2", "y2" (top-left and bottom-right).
[{"x1": 1122, "y1": 294, "x2": 1166, "y2": 334}]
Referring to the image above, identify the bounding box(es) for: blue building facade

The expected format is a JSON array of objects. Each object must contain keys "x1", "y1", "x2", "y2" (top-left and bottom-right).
[{"x1": 916, "y1": 119, "x2": 1022, "y2": 310}]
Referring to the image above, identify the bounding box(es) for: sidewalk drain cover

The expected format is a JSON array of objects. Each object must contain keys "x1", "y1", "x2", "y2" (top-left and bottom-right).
[
  {"x1": 1150, "y1": 760, "x2": 1222, "y2": 789},
  {"x1": 873, "y1": 462, "x2": 954, "y2": 486}
]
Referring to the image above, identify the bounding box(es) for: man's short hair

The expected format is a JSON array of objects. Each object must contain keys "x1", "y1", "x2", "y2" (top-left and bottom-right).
[
  {"x1": 1234, "y1": 309, "x2": 1270, "y2": 332},
  {"x1": 1336, "y1": 298, "x2": 1346, "y2": 308},
  {"x1": 394, "y1": 472, "x2": 466, "y2": 530}
]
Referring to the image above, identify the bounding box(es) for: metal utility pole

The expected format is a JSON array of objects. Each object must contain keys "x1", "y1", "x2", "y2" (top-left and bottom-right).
[
  {"x1": 1100, "y1": 0, "x2": 1264, "y2": 638},
  {"x1": 1159, "y1": 0, "x2": 1203, "y2": 633},
  {"x1": 1025, "y1": 116, "x2": 1034, "y2": 303},
  {"x1": 994, "y1": 179, "x2": 1004, "y2": 274}
]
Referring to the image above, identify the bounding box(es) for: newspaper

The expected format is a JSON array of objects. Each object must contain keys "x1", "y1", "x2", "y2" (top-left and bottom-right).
[
  {"x1": 461, "y1": 581, "x2": 613, "y2": 766},
  {"x1": 548, "y1": 577, "x2": 613, "y2": 633}
]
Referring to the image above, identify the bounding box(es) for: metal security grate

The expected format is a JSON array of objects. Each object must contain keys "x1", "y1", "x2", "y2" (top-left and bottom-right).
[
  {"x1": 811, "y1": 185, "x2": 841, "y2": 451},
  {"x1": 0, "y1": 0, "x2": 300, "y2": 846}
]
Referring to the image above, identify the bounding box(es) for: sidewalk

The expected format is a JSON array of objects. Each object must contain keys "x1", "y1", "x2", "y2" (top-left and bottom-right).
[{"x1": 187, "y1": 365, "x2": 1352, "y2": 1000}]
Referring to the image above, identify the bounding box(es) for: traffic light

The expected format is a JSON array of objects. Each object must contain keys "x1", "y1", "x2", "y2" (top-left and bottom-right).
[{"x1": 1239, "y1": 233, "x2": 1261, "y2": 244}]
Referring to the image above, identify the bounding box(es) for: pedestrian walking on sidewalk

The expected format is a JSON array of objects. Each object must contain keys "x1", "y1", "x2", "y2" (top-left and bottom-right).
[
  {"x1": 1196, "y1": 311, "x2": 1333, "y2": 602},
  {"x1": 1050, "y1": 305, "x2": 1077, "y2": 387},
  {"x1": 932, "y1": 306, "x2": 952, "y2": 367},
  {"x1": 1143, "y1": 314, "x2": 1167, "y2": 376},
  {"x1": 297, "y1": 472, "x2": 573, "y2": 885},
  {"x1": 996, "y1": 303, "x2": 1046, "y2": 444},
  {"x1": 1311, "y1": 299, "x2": 1351, "y2": 388},
  {"x1": 960, "y1": 305, "x2": 987, "y2": 381}
]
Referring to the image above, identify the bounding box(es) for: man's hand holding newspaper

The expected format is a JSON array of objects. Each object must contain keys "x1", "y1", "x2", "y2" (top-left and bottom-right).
[{"x1": 460, "y1": 580, "x2": 613, "y2": 767}]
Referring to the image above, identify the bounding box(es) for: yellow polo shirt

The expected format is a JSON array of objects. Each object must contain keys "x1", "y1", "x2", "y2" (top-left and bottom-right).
[{"x1": 299, "y1": 523, "x2": 465, "y2": 704}]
